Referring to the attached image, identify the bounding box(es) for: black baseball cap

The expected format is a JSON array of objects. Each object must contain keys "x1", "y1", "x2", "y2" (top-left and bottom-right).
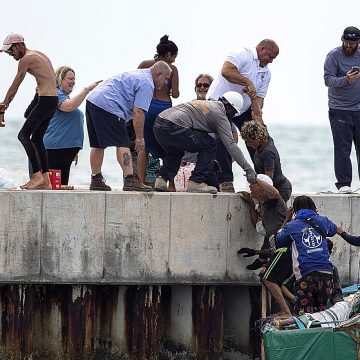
[{"x1": 341, "y1": 26, "x2": 360, "y2": 42}]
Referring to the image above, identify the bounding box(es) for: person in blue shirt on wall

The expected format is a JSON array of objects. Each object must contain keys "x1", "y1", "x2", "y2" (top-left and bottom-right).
[
  {"x1": 275, "y1": 195, "x2": 338, "y2": 315},
  {"x1": 43, "y1": 66, "x2": 101, "y2": 185}
]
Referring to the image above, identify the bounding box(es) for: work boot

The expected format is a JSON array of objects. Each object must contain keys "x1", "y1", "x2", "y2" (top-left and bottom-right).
[
  {"x1": 90, "y1": 173, "x2": 111, "y2": 191},
  {"x1": 154, "y1": 176, "x2": 167, "y2": 192},
  {"x1": 220, "y1": 181, "x2": 235, "y2": 193},
  {"x1": 187, "y1": 180, "x2": 217, "y2": 194},
  {"x1": 123, "y1": 174, "x2": 152, "y2": 192}
]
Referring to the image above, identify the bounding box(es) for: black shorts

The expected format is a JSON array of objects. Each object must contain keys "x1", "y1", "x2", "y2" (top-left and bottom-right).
[
  {"x1": 259, "y1": 247, "x2": 293, "y2": 286},
  {"x1": 86, "y1": 100, "x2": 130, "y2": 148}
]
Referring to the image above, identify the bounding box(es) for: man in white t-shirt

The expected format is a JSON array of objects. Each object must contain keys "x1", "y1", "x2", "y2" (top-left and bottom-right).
[{"x1": 207, "y1": 39, "x2": 279, "y2": 192}]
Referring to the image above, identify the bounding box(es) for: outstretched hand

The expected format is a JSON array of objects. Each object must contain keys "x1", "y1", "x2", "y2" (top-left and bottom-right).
[
  {"x1": 87, "y1": 80, "x2": 103, "y2": 92},
  {"x1": 237, "y1": 247, "x2": 256, "y2": 257},
  {"x1": 337, "y1": 226, "x2": 345, "y2": 235}
]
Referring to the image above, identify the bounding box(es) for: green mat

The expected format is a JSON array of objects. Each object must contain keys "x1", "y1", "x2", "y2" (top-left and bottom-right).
[{"x1": 263, "y1": 327, "x2": 358, "y2": 360}]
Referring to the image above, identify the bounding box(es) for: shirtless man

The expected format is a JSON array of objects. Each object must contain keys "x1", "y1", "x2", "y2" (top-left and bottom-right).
[{"x1": 0, "y1": 33, "x2": 58, "y2": 190}]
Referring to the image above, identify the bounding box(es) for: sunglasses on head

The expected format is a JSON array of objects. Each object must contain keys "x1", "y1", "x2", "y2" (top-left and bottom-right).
[{"x1": 196, "y1": 83, "x2": 210, "y2": 88}]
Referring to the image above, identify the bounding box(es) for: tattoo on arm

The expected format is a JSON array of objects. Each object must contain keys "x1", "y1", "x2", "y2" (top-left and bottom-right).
[{"x1": 123, "y1": 153, "x2": 132, "y2": 167}]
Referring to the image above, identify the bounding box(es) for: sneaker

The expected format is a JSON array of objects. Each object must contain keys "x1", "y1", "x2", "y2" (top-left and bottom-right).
[
  {"x1": 154, "y1": 176, "x2": 167, "y2": 192},
  {"x1": 220, "y1": 181, "x2": 235, "y2": 193},
  {"x1": 339, "y1": 186, "x2": 352, "y2": 194},
  {"x1": 123, "y1": 174, "x2": 152, "y2": 192},
  {"x1": 186, "y1": 180, "x2": 217, "y2": 194},
  {"x1": 90, "y1": 173, "x2": 111, "y2": 191}
]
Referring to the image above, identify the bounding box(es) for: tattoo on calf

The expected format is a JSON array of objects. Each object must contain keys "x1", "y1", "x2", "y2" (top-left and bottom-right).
[{"x1": 123, "y1": 153, "x2": 131, "y2": 167}]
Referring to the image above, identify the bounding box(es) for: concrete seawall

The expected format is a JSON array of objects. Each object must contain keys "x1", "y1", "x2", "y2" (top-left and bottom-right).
[
  {"x1": 0, "y1": 191, "x2": 359, "y2": 359},
  {"x1": 0, "y1": 191, "x2": 359, "y2": 284}
]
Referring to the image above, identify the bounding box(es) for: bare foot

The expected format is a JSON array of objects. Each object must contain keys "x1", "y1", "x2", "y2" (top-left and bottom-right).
[
  {"x1": 21, "y1": 173, "x2": 45, "y2": 190},
  {"x1": 272, "y1": 311, "x2": 292, "y2": 320},
  {"x1": 42, "y1": 172, "x2": 52, "y2": 190}
]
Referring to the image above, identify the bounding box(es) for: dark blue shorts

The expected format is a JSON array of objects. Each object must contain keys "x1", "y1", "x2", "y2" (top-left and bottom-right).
[{"x1": 86, "y1": 100, "x2": 130, "y2": 148}]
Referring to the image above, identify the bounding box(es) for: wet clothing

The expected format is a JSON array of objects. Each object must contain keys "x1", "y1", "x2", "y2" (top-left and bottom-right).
[
  {"x1": 86, "y1": 101, "x2": 129, "y2": 148},
  {"x1": 143, "y1": 99, "x2": 172, "y2": 159},
  {"x1": 19, "y1": 95, "x2": 58, "y2": 173},
  {"x1": 260, "y1": 247, "x2": 293, "y2": 286},
  {"x1": 324, "y1": 46, "x2": 360, "y2": 189},
  {"x1": 294, "y1": 272, "x2": 334, "y2": 315},
  {"x1": 276, "y1": 209, "x2": 337, "y2": 280},
  {"x1": 258, "y1": 194, "x2": 290, "y2": 285},
  {"x1": 254, "y1": 137, "x2": 292, "y2": 202}
]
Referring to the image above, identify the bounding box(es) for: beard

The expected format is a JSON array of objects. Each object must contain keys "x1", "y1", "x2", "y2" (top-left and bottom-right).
[{"x1": 342, "y1": 43, "x2": 358, "y2": 56}]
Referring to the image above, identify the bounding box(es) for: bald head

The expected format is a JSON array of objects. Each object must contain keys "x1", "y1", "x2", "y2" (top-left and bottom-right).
[
  {"x1": 150, "y1": 61, "x2": 172, "y2": 90},
  {"x1": 256, "y1": 39, "x2": 279, "y2": 67}
]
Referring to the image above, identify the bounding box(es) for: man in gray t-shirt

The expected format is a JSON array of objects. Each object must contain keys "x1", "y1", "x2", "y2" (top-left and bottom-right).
[
  {"x1": 153, "y1": 92, "x2": 256, "y2": 194},
  {"x1": 324, "y1": 26, "x2": 360, "y2": 194}
]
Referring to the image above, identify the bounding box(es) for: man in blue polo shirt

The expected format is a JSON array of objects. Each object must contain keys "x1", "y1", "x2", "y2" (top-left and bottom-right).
[{"x1": 86, "y1": 61, "x2": 171, "y2": 191}]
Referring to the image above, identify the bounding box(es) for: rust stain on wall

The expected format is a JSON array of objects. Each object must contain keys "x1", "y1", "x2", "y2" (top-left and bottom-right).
[
  {"x1": 192, "y1": 285, "x2": 224, "y2": 359},
  {"x1": 124, "y1": 285, "x2": 160, "y2": 360}
]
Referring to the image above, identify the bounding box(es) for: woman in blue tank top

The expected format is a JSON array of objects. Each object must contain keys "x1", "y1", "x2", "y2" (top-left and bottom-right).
[{"x1": 137, "y1": 35, "x2": 180, "y2": 191}]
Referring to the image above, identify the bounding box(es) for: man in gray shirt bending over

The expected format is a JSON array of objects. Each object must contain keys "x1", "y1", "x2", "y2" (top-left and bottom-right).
[{"x1": 153, "y1": 91, "x2": 257, "y2": 194}]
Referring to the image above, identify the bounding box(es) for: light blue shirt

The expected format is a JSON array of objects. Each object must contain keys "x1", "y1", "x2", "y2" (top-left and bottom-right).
[
  {"x1": 87, "y1": 68, "x2": 154, "y2": 121},
  {"x1": 44, "y1": 88, "x2": 84, "y2": 149}
]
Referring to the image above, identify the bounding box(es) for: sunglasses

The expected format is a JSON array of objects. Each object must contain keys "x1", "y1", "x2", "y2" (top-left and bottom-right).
[{"x1": 196, "y1": 83, "x2": 210, "y2": 88}]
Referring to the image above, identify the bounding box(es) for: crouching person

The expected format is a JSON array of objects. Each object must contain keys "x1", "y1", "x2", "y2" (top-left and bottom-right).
[{"x1": 153, "y1": 91, "x2": 256, "y2": 194}]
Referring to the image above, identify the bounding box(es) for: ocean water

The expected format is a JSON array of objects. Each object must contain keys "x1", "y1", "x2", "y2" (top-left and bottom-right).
[{"x1": 1, "y1": 118, "x2": 360, "y2": 193}]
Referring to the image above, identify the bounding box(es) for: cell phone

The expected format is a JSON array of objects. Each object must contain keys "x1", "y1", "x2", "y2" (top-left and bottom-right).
[{"x1": 351, "y1": 66, "x2": 360, "y2": 73}]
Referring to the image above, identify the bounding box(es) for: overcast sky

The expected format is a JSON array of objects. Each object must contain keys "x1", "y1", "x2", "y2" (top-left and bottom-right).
[{"x1": 0, "y1": 0, "x2": 359, "y2": 126}]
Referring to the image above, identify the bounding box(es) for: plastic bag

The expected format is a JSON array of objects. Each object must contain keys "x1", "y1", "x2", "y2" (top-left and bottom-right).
[
  {"x1": 174, "y1": 162, "x2": 195, "y2": 192},
  {"x1": 0, "y1": 168, "x2": 17, "y2": 189}
]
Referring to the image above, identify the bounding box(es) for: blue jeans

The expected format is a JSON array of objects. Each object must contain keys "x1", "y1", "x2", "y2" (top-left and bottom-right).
[
  {"x1": 154, "y1": 119, "x2": 217, "y2": 184},
  {"x1": 329, "y1": 108, "x2": 360, "y2": 189}
]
